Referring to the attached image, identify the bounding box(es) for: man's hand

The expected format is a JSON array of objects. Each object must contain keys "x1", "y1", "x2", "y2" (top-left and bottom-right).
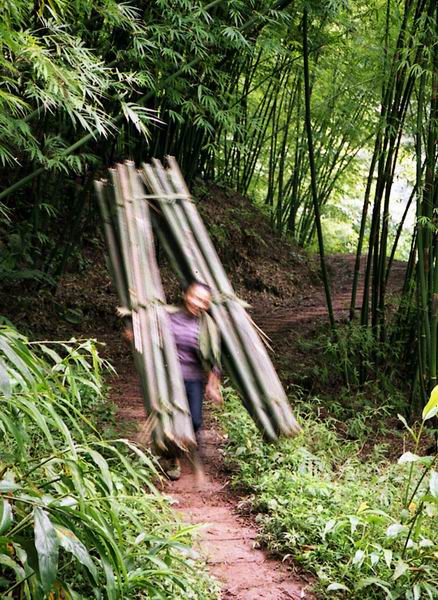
[{"x1": 205, "y1": 372, "x2": 223, "y2": 406}]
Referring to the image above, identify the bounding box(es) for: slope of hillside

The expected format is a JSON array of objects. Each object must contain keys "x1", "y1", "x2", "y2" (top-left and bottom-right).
[{"x1": 0, "y1": 183, "x2": 319, "y2": 364}]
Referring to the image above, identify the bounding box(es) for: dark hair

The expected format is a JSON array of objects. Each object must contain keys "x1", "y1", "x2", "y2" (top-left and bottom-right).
[{"x1": 183, "y1": 280, "x2": 212, "y2": 294}]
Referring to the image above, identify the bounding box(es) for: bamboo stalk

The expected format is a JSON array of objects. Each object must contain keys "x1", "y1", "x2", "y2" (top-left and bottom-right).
[
  {"x1": 165, "y1": 157, "x2": 300, "y2": 436},
  {"x1": 142, "y1": 158, "x2": 301, "y2": 440},
  {"x1": 142, "y1": 162, "x2": 279, "y2": 439},
  {"x1": 126, "y1": 162, "x2": 195, "y2": 446},
  {"x1": 97, "y1": 163, "x2": 196, "y2": 450}
]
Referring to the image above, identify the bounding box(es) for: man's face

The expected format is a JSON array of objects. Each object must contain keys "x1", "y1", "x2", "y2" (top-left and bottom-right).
[{"x1": 183, "y1": 284, "x2": 212, "y2": 316}]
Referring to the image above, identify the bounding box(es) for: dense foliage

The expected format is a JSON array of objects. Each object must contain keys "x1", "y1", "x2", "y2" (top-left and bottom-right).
[
  {"x1": 220, "y1": 389, "x2": 438, "y2": 598},
  {"x1": 0, "y1": 326, "x2": 218, "y2": 598}
]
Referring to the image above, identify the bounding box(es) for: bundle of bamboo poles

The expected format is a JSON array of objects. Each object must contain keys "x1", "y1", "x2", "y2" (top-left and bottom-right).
[
  {"x1": 94, "y1": 161, "x2": 196, "y2": 451},
  {"x1": 141, "y1": 157, "x2": 302, "y2": 441}
]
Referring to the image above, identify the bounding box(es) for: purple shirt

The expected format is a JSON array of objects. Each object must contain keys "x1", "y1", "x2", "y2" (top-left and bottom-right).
[{"x1": 169, "y1": 309, "x2": 204, "y2": 381}]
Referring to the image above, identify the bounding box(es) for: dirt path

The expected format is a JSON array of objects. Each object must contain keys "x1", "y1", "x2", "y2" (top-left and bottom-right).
[
  {"x1": 114, "y1": 372, "x2": 311, "y2": 599},
  {"x1": 251, "y1": 254, "x2": 406, "y2": 336},
  {"x1": 168, "y1": 429, "x2": 310, "y2": 599}
]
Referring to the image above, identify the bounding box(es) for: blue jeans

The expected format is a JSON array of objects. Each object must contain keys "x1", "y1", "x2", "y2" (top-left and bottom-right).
[{"x1": 184, "y1": 380, "x2": 204, "y2": 433}]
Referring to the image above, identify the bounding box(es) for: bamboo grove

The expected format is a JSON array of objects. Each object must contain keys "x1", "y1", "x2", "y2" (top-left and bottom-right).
[{"x1": 1, "y1": 0, "x2": 438, "y2": 409}]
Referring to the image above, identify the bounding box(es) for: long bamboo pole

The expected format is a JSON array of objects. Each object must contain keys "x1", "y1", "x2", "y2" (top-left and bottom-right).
[
  {"x1": 142, "y1": 158, "x2": 301, "y2": 439},
  {"x1": 97, "y1": 162, "x2": 196, "y2": 450},
  {"x1": 142, "y1": 163, "x2": 280, "y2": 439},
  {"x1": 145, "y1": 164, "x2": 277, "y2": 433},
  {"x1": 302, "y1": 8, "x2": 335, "y2": 330},
  {"x1": 126, "y1": 162, "x2": 195, "y2": 445}
]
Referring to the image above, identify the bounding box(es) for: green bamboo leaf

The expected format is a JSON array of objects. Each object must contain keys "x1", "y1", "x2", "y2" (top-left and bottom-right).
[
  {"x1": 13, "y1": 396, "x2": 56, "y2": 450},
  {"x1": 102, "y1": 556, "x2": 117, "y2": 600},
  {"x1": 0, "y1": 410, "x2": 26, "y2": 459},
  {"x1": 422, "y1": 386, "x2": 438, "y2": 420},
  {"x1": 0, "y1": 499, "x2": 13, "y2": 534},
  {"x1": 327, "y1": 582, "x2": 350, "y2": 592},
  {"x1": 34, "y1": 507, "x2": 59, "y2": 592},
  {"x1": 0, "y1": 336, "x2": 34, "y2": 385},
  {"x1": 40, "y1": 344, "x2": 64, "y2": 365},
  {"x1": 0, "y1": 358, "x2": 11, "y2": 397},
  {"x1": 44, "y1": 402, "x2": 77, "y2": 457},
  {"x1": 54, "y1": 524, "x2": 98, "y2": 583},
  {"x1": 84, "y1": 449, "x2": 113, "y2": 494}
]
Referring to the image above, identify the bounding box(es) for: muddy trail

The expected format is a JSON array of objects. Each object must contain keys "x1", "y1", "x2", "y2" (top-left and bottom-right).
[
  {"x1": 251, "y1": 254, "x2": 406, "y2": 336},
  {"x1": 110, "y1": 253, "x2": 406, "y2": 599}
]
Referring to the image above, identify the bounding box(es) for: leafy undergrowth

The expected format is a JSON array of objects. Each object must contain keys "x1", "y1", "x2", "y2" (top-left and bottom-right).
[
  {"x1": 220, "y1": 390, "x2": 438, "y2": 599},
  {"x1": 0, "y1": 326, "x2": 219, "y2": 599}
]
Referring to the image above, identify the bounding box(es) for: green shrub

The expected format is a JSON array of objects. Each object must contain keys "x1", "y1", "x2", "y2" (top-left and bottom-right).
[
  {"x1": 0, "y1": 326, "x2": 219, "y2": 599},
  {"x1": 220, "y1": 389, "x2": 438, "y2": 598}
]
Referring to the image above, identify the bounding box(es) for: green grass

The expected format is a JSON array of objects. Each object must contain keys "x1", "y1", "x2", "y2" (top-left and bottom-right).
[{"x1": 219, "y1": 389, "x2": 438, "y2": 599}]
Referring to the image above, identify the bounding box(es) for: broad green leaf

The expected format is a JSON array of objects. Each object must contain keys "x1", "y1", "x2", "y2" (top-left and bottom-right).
[
  {"x1": 0, "y1": 479, "x2": 19, "y2": 492},
  {"x1": 352, "y1": 549, "x2": 365, "y2": 566},
  {"x1": 34, "y1": 507, "x2": 59, "y2": 592},
  {"x1": 430, "y1": 470, "x2": 438, "y2": 498},
  {"x1": 393, "y1": 560, "x2": 409, "y2": 580},
  {"x1": 323, "y1": 518, "x2": 336, "y2": 538},
  {"x1": 386, "y1": 523, "x2": 407, "y2": 537},
  {"x1": 0, "y1": 552, "x2": 26, "y2": 579},
  {"x1": 413, "y1": 584, "x2": 421, "y2": 600},
  {"x1": 425, "y1": 502, "x2": 438, "y2": 517},
  {"x1": 327, "y1": 582, "x2": 350, "y2": 591},
  {"x1": 423, "y1": 386, "x2": 438, "y2": 420},
  {"x1": 54, "y1": 524, "x2": 98, "y2": 583},
  {"x1": 0, "y1": 499, "x2": 13, "y2": 534},
  {"x1": 349, "y1": 516, "x2": 359, "y2": 533},
  {"x1": 383, "y1": 549, "x2": 392, "y2": 567},
  {"x1": 398, "y1": 452, "x2": 421, "y2": 464}
]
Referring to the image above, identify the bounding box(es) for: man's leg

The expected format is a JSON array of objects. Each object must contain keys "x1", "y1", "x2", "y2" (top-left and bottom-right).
[
  {"x1": 184, "y1": 380, "x2": 204, "y2": 432},
  {"x1": 184, "y1": 380, "x2": 206, "y2": 484}
]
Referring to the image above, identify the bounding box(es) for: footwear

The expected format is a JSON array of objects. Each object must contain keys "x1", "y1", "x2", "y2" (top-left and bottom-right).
[{"x1": 166, "y1": 459, "x2": 181, "y2": 481}]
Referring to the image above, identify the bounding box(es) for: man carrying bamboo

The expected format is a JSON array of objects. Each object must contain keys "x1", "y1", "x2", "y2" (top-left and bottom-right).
[
  {"x1": 124, "y1": 280, "x2": 222, "y2": 481},
  {"x1": 165, "y1": 281, "x2": 222, "y2": 480}
]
